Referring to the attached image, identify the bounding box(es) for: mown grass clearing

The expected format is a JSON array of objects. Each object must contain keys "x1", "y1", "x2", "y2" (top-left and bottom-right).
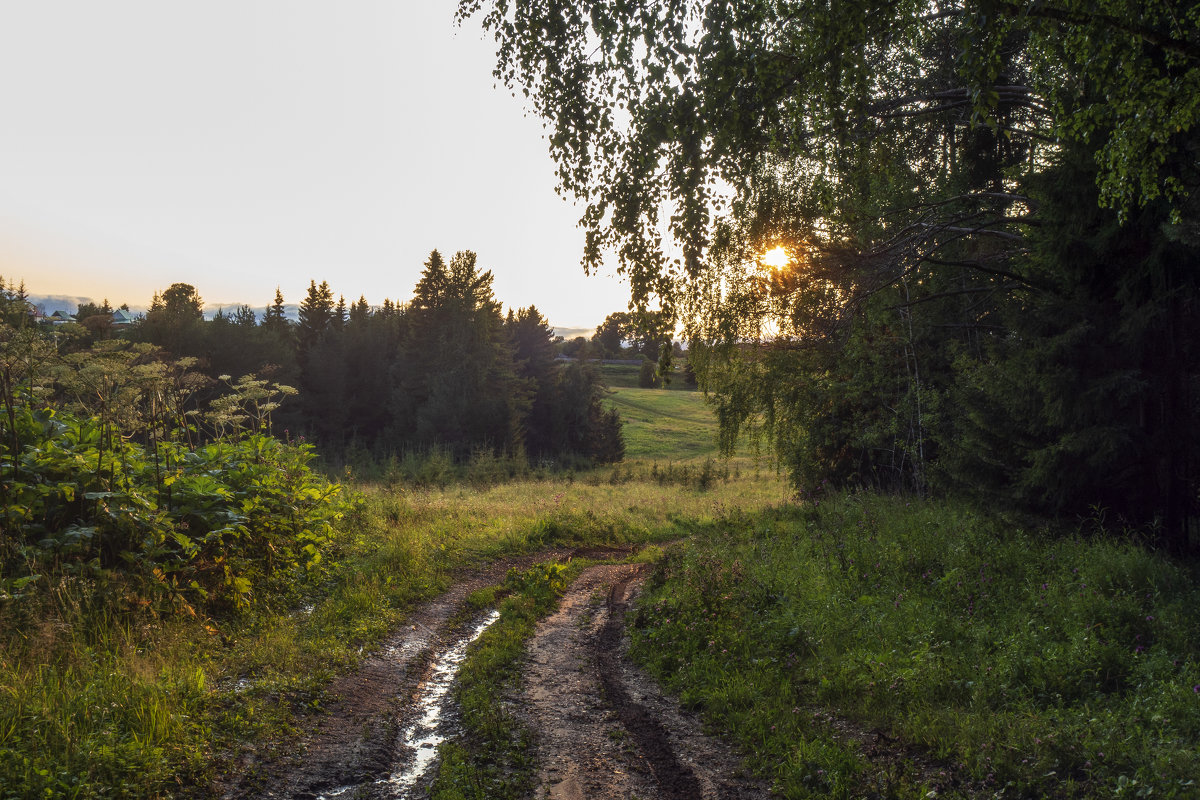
[
  {"x1": 630, "y1": 494, "x2": 1200, "y2": 799},
  {"x1": 606, "y1": 386, "x2": 718, "y2": 461},
  {"x1": 602, "y1": 376, "x2": 764, "y2": 467}
]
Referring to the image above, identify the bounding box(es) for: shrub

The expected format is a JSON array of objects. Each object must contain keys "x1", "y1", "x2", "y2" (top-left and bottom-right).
[{"x1": 1, "y1": 404, "x2": 349, "y2": 616}]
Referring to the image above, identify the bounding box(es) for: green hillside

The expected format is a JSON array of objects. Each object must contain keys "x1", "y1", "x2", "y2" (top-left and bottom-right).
[
  {"x1": 600, "y1": 370, "x2": 763, "y2": 465},
  {"x1": 605, "y1": 386, "x2": 717, "y2": 461}
]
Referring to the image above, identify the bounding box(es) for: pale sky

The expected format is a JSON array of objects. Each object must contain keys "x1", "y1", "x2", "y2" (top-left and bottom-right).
[{"x1": 0, "y1": 0, "x2": 630, "y2": 331}]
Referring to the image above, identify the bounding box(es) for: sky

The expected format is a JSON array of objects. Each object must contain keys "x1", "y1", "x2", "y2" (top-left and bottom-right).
[{"x1": 0, "y1": 0, "x2": 631, "y2": 333}]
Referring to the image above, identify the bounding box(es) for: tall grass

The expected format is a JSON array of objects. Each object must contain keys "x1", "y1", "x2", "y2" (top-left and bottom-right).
[
  {"x1": 630, "y1": 494, "x2": 1200, "y2": 799},
  {"x1": 0, "y1": 459, "x2": 787, "y2": 798}
]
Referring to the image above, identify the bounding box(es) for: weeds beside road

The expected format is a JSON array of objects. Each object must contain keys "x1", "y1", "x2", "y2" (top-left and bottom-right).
[
  {"x1": 631, "y1": 494, "x2": 1200, "y2": 799},
  {"x1": 0, "y1": 455, "x2": 783, "y2": 799}
]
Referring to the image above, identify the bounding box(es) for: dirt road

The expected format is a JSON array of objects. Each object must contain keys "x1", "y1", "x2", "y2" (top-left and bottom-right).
[
  {"x1": 219, "y1": 549, "x2": 766, "y2": 800},
  {"x1": 521, "y1": 562, "x2": 768, "y2": 800}
]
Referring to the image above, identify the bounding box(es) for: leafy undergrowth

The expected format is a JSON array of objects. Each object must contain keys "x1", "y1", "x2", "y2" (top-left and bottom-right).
[
  {"x1": 1, "y1": 406, "x2": 350, "y2": 617},
  {"x1": 629, "y1": 494, "x2": 1200, "y2": 799},
  {"x1": 0, "y1": 407, "x2": 352, "y2": 799},
  {"x1": 429, "y1": 560, "x2": 582, "y2": 800}
]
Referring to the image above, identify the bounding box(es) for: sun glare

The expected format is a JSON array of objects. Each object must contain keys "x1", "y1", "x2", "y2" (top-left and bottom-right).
[{"x1": 761, "y1": 246, "x2": 790, "y2": 268}]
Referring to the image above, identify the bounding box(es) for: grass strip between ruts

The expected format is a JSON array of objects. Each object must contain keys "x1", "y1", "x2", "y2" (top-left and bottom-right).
[{"x1": 427, "y1": 560, "x2": 583, "y2": 800}]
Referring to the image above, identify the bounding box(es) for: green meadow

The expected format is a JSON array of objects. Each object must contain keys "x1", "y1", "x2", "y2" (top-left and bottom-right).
[
  {"x1": 4, "y1": 371, "x2": 1199, "y2": 799},
  {"x1": 0, "y1": 379, "x2": 786, "y2": 799},
  {"x1": 600, "y1": 362, "x2": 760, "y2": 463}
]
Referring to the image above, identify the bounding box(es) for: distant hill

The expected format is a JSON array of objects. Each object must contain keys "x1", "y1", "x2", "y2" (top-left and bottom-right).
[
  {"x1": 26, "y1": 295, "x2": 304, "y2": 322},
  {"x1": 552, "y1": 325, "x2": 594, "y2": 341},
  {"x1": 203, "y1": 303, "x2": 301, "y2": 322},
  {"x1": 26, "y1": 295, "x2": 101, "y2": 315}
]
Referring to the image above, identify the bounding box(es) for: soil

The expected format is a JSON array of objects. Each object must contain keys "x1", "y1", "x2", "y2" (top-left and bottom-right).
[
  {"x1": 217, "y1": 548, "x2": 768, "y2": 800},
  {"x1": 217, "y1": 548, "x2": 572, "y2": 800},
  {"x1": 520, "y1": 563, "x2": 769, "y2": 800}
]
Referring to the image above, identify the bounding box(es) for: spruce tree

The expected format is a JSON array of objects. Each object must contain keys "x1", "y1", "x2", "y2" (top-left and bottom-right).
[
  {"x1": 507, "y1": 306, "x2": 559, "y2": 455},
  {"x1": 296, "y1": 280, "x2": 334, "y2": 356},
  {"x1": 295, "y1": 280, "x2": 343, "y2": 444},
  {"x1": 263, "y1": 288, "x2": 288, "y2": 332},
  {"x1": 391, "y1": 250, "x2": 526, "y2": 457}
]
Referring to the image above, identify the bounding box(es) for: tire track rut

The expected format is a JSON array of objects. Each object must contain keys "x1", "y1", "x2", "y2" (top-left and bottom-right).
[
  {"x1": 521, "y1": 563, "x2": 768, "y2": 800},
  {"x1": 219, "y1": 551, "x2": 766, "y2": 800}
]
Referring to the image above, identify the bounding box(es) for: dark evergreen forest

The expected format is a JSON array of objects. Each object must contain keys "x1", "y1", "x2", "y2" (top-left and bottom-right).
[{"x1": 3, "y1": 249, "x2": 624, "y2": 468}]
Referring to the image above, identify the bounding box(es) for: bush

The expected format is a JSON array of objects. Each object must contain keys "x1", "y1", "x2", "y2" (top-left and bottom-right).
[
  {"x1": 638, "y1": 359, "x2": 662, "y2": 388},
  {"x1": 1, "y1": 404, "x2": 350, "y2": 616}
]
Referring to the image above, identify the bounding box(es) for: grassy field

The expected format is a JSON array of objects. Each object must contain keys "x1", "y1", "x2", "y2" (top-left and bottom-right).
[
  {"x1": 0, "y1": 383, "x2": 787, "y2": 799},
  {"x1": 606, "y1": 385, "x2": 721, "y2": 461},
  {"x1": 630, "y1": 494, "x2": 1200, "y2": 799},
  {"x1": 599, "y1": 363, "x2": 764, "y2": 465}
]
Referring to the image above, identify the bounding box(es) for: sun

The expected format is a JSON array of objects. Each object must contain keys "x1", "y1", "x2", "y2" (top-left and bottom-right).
[{"x1": 761, "y1": 246, "x2": 790, "y2": 268}]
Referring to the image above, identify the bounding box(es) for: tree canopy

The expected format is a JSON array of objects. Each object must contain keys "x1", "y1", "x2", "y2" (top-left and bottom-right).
[
  {"x1": 459, "y1": 0, "x2": 1199, "y2": 302},
  {"x1": 461, "y1": 0, "x2": 1200, "y2": 550},
  {"x1": 85, "y1": 253, "x2": 625, "y2": 468}
]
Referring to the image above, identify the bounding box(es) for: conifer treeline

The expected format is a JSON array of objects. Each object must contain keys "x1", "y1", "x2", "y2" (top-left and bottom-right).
[{"x1": 94, "y1": 250, "x2": 623, "y2": 464}]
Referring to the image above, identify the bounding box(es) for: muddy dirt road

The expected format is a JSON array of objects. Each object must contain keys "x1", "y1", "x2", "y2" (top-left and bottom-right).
[
  {"x1": 221, "y1": 550, "x2": 766, "y2": 800},
  {"x1": 521, "y1": 562, "x2": 767, "y2": 800}
]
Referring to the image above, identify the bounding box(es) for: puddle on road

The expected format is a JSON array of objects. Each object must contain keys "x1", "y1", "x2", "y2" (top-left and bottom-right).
[{"x1": 317, "y1": 609, "x2": 501, "y2": 800}]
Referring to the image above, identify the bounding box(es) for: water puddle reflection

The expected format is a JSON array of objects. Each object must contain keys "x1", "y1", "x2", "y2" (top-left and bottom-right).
[{"x1": 317, "y1": 609, "x2": 501, "y2": 800}]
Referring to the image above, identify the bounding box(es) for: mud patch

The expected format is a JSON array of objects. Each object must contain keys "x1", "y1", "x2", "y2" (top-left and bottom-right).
[
  {"x1": 218, "y1": 549, "x2": 573, "y2": 800},
  {"x1": 315, "y1": 610, "x2": 501, "y2": 800},
  {"x1": 520, "y1": 564, "x2": 769, "y2": 800}
]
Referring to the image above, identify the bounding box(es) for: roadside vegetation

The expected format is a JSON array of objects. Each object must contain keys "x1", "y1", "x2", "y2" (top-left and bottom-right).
[
  {"x1": 0, "y1": 324, "x2": 786, "y2": 798},
  {"x1": 630, "y1": 495, "x2": 1200, "y2": 799},
  {"x1": 1, "y1": 467, "x2": 781, "y2": 799}
]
